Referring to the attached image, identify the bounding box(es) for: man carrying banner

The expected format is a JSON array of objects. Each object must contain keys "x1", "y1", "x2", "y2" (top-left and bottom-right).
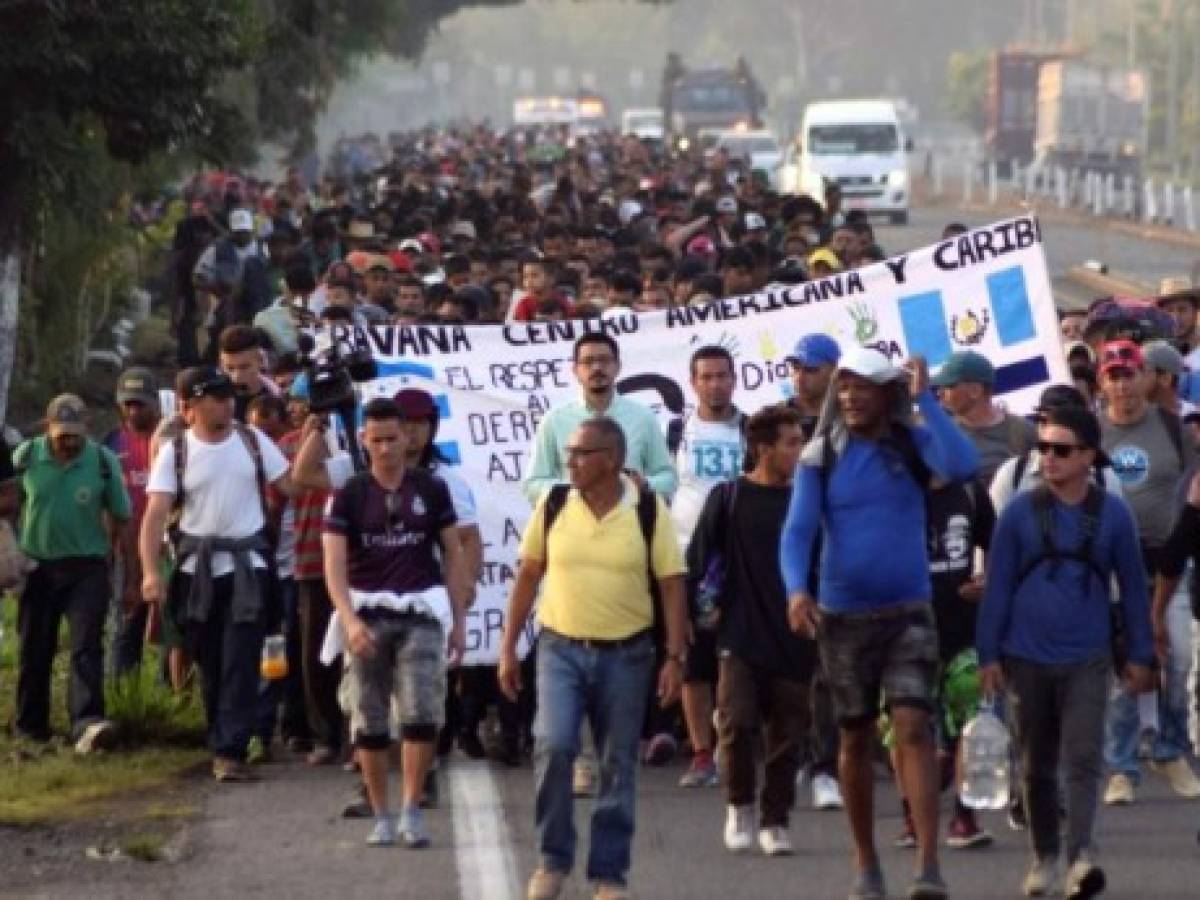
[
  {"x1": 499, "y1": 416, "x2": 686, "y2": 900},
  {"x1": 782, "y1": 348, "x2": 979, "y2": 900}
]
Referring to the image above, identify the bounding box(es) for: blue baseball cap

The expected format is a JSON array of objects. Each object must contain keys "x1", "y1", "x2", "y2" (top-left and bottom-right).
[{"x1": 787, "y1": 334, "x2": 841, "y2": 367}]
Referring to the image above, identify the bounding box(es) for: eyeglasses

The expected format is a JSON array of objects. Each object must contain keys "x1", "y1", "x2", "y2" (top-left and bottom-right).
[
  {"x1": 564, "y1": 445, "x2": 610, "y2": 459},
  {"x1": 1101, "y1": 345, "x2": 1141, "y2": 366},
  {"x1": 1036, "y1": 440, "x2": 1084, "y2": 459}
]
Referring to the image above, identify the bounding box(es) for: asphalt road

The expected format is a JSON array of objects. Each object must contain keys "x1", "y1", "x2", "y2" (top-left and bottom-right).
[{"x1": 15, "y1": 749, "x2": 1200, "y2": 900}]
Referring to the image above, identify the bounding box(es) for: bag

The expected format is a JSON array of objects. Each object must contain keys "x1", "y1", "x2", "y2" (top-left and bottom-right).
[
  {"x1": 543, "y1": 482, "x2": 664, "y2": 647},
  {"x1": 1013, "y1": 484, "x2": 1123, "y2": 666},
  {"x1": 692, "y1": 478, "x2": 739, "y2": 629},
  {"x1": 0, "y1": 519, "x2": 34, "y2": 591}
]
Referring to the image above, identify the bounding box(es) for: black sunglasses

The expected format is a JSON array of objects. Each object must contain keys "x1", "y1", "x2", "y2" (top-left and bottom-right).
[{"x1": 1036, "y1": 440, "x2": 1083, "y2": 459}]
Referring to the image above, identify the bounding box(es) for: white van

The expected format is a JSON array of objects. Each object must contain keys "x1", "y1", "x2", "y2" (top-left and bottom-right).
[
  {"x1": 794, "y1": 99, "x2": 911, "y2": 224},
  {"x1": 621, "y1": 108, "x2": 664, "y2": 141}
]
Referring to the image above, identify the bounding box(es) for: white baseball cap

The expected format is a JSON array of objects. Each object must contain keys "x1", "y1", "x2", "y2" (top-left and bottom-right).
[
  {"x1": 837, "y1": 347, "x2": 903, "y2": 384},
  {"x1": 618, "y1": 199, "x2": 643, "y2": 226},
  {"x1": 715, "y1": 196, "x2": 738, "y2": 214},
  {"x1": 744, "y1": 211, "x2": 767, "y2": 231}
]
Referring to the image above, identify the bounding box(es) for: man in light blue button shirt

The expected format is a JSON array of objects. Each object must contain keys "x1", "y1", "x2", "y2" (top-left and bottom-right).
[{"x1": 522, "y1": 333, "x2": 678, "y2": 505}]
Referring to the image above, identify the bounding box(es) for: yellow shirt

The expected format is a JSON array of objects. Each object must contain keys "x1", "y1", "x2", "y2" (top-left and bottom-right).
[{"x1": 521, "y1": 478, "x2": 684, "y2": 640}]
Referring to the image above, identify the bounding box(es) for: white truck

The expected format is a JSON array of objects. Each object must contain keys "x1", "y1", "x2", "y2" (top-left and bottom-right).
[{"x1": 785, "y1": 99, "x2": 911, "y2": 224}]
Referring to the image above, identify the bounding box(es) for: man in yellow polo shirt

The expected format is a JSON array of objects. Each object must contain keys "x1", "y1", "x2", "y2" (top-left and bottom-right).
[{"x1": 499, "y1": 417, "x2": 686, "y2": 900}]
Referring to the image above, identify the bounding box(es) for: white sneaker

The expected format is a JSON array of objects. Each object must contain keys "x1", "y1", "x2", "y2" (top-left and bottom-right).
[
  {"x1": 812, "y1": 772, "x2": 843, "y2": 810},
  {"x1": 1102, "y1": 772, "x2": 1134, "y2": 805},
  {"x1": 74, "y1": 720, "x2": 117, "y2": 755},
  {"x1": 757, "y1": 826, "x2": 794, "y2": 856},
  {"x1": 723, "y1": 804, "x2": 754, "y2": 853}
]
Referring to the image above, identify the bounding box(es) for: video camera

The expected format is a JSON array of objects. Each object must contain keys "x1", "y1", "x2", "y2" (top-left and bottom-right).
[{"x1": 297, "y1": 332, "x2": 378, "y2": 471}]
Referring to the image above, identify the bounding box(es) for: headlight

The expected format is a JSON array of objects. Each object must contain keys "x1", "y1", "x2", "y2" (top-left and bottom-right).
[{"x1": 887, "y1": 169, "x2": 908, "y2": 187}]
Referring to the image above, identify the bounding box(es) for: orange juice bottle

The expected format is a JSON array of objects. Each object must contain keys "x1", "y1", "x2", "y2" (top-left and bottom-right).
[{"x1": 260, "y1": 634, "x2": 288, "y2": 680}]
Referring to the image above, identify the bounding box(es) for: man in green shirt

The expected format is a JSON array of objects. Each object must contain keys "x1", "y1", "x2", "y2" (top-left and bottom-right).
[{"x1": 13, "y1": 394, "x2": 131, "y2": 753}]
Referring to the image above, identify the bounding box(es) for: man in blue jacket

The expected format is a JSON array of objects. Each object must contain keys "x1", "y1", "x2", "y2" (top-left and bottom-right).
[
  {"x1": 977, "y1": 404, "x2": 1152, "y2": 900},
  {"x1": 782, "y1": 347, "x2": 979, "y2": 900}
]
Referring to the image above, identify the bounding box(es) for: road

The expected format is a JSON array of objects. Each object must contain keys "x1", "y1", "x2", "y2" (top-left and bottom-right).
[{"x1": 13, "y1": 750, "x2": 1200, "y2": 900}]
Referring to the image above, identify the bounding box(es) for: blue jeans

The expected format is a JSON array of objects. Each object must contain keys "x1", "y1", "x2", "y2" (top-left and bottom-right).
[
  {"x1": 534, "y1": 630, "x2": 654, "y2": 884},
  {"x1": 1104, "y1": 591, "x2": 1193, "y2": 778}
]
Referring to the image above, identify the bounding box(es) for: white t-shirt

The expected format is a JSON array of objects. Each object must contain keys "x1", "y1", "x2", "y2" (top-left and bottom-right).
[
  {"x1": 324, "y1": 454, "x2": 478, "y2": 526},
  {"x1": 147, "y1": 426, "x2": 289, "y2": 576},
  {"x1": 670, "y1": 413, "x2": 746, "y2": 555}
]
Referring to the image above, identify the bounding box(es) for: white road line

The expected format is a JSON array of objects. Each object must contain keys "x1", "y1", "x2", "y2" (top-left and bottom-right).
[{"x1": 449, "y1": 760, "x2": 520, "y2": 900}]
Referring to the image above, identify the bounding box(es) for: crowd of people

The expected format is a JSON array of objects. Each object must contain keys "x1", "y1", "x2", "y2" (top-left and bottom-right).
[{"x1": 5, "y1": 123, "x2": 1200, "y2": 900}]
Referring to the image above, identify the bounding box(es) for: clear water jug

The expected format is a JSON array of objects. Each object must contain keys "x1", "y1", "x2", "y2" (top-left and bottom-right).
[
  {"x1": 959, "y1": 701, "x2": 1011, "y2": 810},
  {"x1": 260, "y1": 634, "x2": 288, "y2": 681}
]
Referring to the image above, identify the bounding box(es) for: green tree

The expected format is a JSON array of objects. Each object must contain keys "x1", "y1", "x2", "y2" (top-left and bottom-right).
[{"x1": 945, "y1": 49, "x2": 991, "y2": 132}]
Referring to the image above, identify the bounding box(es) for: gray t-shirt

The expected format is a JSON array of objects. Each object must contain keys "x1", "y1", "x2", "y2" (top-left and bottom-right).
[
  {"x1": 1101, "y1": 408, "x2": 1193, "y2": 548},
  {"x1": 963, "y1": 413, "x2": 1036, "y2": 488}
]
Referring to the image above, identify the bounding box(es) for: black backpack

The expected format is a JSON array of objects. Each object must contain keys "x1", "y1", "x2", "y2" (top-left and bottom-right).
[{"x1": 543, "y1": 482, "x2": 664, "y2": 648}]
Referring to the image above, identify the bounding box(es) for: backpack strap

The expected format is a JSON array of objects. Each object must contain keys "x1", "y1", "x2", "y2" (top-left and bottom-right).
[
  {"x1": 1014, "y1": 484, "x2": 1108, "y2": 590},
  {"x1": 1011, "y1": 448, "x2": 1031, "y2": 492},
  {"x1": 635, "y1": 484, "x2": 657, "y2": 574},
  {"x1": 172, "y1": 429, "x2": 188, "y2": 518},
  {"x1": 666, "y1": 415, "x2": 686, "y2": 458},
  {"x1": 234, "y1": 423, "x2": 269, "y2": 519},
  {"x1": 341, "y1": 471, "x2": 374, "y2": 551},
  {"x1": 1157, "y1": 406, "x2": 1186, "y2": 471},
  {"x1": 542, "y1": 483, "x2": 572, "y2": 540}
]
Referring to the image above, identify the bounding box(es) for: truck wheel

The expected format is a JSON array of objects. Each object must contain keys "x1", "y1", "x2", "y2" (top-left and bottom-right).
[{"x1": 889, "y1": 210, "x2": 909, "y2": 226}]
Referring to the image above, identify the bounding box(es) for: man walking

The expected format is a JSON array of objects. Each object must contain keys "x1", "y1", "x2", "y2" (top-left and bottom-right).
[
  {"x1": 978, "y1": 405, "x2": 1153, "y2": 898},
  {"x1": 782, "y1": 348, "x2": 979, "y2": 900},
  {"x1": 320, "y1": 397, "x2": 473, "y2": 848},
  {"x1": 672, "y1": 345, "x2": 746, "y2": 789},
  {"x1": 140, "y1": 367, "x2": 291, "y2": 782},
  {"x1": 14, "y1": 394, "x2": 131, "y2": 752},
  {"x1": 686, "y1": 404, "x2": 814, "y2": 856},
  {"x1": 1096, "y1": 340, "x2": 1200, "y2": 803},
  {"x1": 499, "y1": 418, "x2": 686, "y2": 900}
]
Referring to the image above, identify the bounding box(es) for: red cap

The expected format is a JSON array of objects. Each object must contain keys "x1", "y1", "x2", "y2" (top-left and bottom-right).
[
  {"x1": 417, "y1": 232, "x2": 441, "y2": 255},
  {"x1": 686, "y1": 235, "x2": 717, "y2": 257},
  {"x1": 1099, "y1": 339, "x2": 1145, "y2": 375},
  {"x1": 394, "y1": 389, "x2": 437, "y2": 420},
  {"x1": 388, "y1": 250, "x2": 414, "y2": 273}
]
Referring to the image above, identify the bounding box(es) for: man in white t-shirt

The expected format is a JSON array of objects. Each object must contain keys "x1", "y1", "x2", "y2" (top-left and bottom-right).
[
  {"x1": 674, "y1": 345, "x2": 746, "y2": 789},
  {"x1": 139, "y1": 367, "x2": 292, "y2": 783}
]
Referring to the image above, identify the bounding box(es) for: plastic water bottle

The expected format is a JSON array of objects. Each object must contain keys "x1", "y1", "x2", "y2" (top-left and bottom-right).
[{"x1": 959, "y1": 700, "x2": 1011, "y2": 810}]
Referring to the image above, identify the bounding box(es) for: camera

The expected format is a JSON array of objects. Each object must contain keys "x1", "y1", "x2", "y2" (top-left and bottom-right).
[{"x1": 296, "y1": 333, "x2": 377, "y2": 415}]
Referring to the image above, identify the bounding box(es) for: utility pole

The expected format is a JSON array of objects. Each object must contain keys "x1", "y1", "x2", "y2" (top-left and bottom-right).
[{"x1": 1166, "y1": 0, "x2": 1182, "y2": 177}]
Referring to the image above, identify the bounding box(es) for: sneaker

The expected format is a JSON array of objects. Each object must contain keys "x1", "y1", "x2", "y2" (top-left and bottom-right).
[
  {"x1": 908, "y1": 869, "x2": 948, "y2": 900},
  {"x1": 341, "y1": 782, "x2": 372, "y2": 818},
  {"x1": 306, "y1": 744, "x2": 338, "y2": 766},
  {"x1": 678, "y1": 757, "x2": 719, "y2": 788},
  {"x1": 1022, "y1": 857, "x2": 1059, "y2": 897},
  {"x1": 812, "y1": 772, "x2": 844, "y2": 810},
  {"x1": 246, "y1": 736, "x2": 272, "y2": 765},
  {"x1": 573, "y1": 759, "x2": 597, "y2": 798},
  {"x1": 643, "y1": 732, "x2": 676, "y2": 766},
  {"x1": 1150, "y1": 756, "x2": 1200, "y2": 798},
  {"x1": 757, "y1": 826, "x2": 794, "y2": 856},
  {"x1": 212, "y1": 757, "x2": 256, "y2": 782},
  {"x1": 526, "y1": 868, "x2": 567, "y2": 900},
  {"x1": 367, "y1": 816, "x2": 396, "y2": 846},
  {"x1": 593, "y1": 882, "x2": 631, "y2": 900},
  {"x1": 1008, "y1": 796, "x2": 1028, "y2": 831},
  {"x1": 894, "y1": 814, "x2": 917, "y2": 849},
  {"x1": 398, "y1": 806, "x2": 430, "y2": 849},
  {"x1": 849, "y1": 866, "x2": 887, "y2": 900},
  {"x1": 945, "y1": 808, "x2": 994, "y2": 849},
  {"x1": 1064, "y1": 854, "x2": 1105, "y2": 899},
  {"x1": 1103, "y1": 772, "x2": 1135, "y2": 805},
  {"x1": 74, "y1": 720, "x2": 117, "y2": 755},
  {"x1": 723, "y1": 804, "x2": 754, "y2": 853}
]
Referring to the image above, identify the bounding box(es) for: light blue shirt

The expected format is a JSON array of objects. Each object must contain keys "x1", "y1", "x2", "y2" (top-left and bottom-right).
[{"x1": 522, "y1": 393, "x2": 678, "y2": 504}]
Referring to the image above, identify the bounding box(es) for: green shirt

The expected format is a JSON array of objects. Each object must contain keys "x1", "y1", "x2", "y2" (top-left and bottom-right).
[
  {"x1": 521, "y1": 393, "x2": 678, "y2": 505},
  {"x1": 14, "y1": 437, "x2": 131, "y2": 561}
]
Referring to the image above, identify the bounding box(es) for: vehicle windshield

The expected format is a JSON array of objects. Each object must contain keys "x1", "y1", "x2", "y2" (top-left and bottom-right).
[
  {"x1": 674, "y1": 83, "x2": 750, "y2": 113},
  {"x1": 807, "y1": 122, "x2": 898, "y2": 154},
  {"x1": 720, "y1": 136, "x2": 778, "y2": 154},
  {"x1": 627, "y1": 114, "x2": 662, "y2": 129}
]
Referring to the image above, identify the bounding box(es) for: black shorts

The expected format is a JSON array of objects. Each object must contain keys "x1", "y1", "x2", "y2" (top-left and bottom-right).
[
  {"x1": 817, "y1": 601, "x2": 939, "y2": 727},
  {"x1": 684, "y1": 627, "x2": 718, "y2": 684}
]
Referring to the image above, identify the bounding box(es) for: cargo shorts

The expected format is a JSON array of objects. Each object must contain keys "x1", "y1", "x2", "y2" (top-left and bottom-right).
[
  {"x1": 342, "y1": 609, "x2": 446, "y2": 744},
  {"x1": 817, "y1": 600, "x2": 939, "y2": 727}
]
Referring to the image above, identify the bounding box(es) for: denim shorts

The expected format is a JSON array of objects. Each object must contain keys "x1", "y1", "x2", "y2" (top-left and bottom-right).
[
  {"x1": 342, "y1": 610, "x2": 445, "y2": 742},
  {"x1": 817, "y1": 601, "x2": 939, "y2": 726}
]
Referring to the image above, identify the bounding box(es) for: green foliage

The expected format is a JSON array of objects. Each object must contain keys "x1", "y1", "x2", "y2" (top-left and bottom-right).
[
  {"x1": 945, "y1": 50, "x2": 990, "y2": 131},
  {"x1": 105, "y1": 660, "x2": 206, "y2": 748}
]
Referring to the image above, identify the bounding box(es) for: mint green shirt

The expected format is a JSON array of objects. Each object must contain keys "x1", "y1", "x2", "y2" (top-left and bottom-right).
[
  {"x1": 14, "y1": 437, "x2": 131, "y2": 561},
  {"x1": 521, "y1": 393, "x2": 678, "y2": 504}
]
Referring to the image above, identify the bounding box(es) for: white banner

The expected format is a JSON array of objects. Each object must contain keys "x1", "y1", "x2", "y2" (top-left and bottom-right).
[{"x1": 325, "y1": 215, "x2": 1066, "y2": 665}]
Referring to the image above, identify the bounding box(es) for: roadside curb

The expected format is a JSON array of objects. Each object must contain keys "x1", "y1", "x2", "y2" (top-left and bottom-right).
[{"x1": 1064, "y1": 265, "x2": 1152, "y2": 301}]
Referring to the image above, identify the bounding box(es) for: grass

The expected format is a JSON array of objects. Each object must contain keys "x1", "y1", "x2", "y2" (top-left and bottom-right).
[{"x1": 0, "y1": 596, "x2": 209, "y2": 825}]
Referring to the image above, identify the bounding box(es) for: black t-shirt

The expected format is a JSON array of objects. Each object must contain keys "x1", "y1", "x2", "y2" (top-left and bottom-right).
[
  {"x1": 927, "y1": 480, "x2": 995, "y2": 661},
  {"x1": 324, "y1": 469, "x2": 457, "y2": 595},
  {"x1": 688, "y1": 476, "x2": 816, "y2": 680}
]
